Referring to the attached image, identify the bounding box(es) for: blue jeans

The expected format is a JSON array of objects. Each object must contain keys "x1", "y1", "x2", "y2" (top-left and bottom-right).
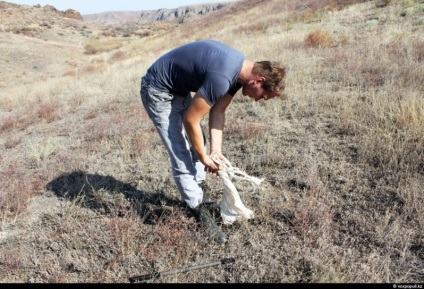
[{"x1": 140, "y1": 76, "x2": 206, "y2": 209}]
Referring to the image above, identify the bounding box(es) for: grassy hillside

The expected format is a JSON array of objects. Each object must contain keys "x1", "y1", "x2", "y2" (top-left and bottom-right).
[{"x1": 0, "y1": 0, "x2": 423, "y2": 283}]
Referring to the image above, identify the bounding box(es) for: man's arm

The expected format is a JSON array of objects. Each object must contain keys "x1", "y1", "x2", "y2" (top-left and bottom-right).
[
  {"x1": 209, "y1": 93, "x2": 233, "y2": 156},
  {"x1": 183, "y1": 92, "x2": 219, "y2": 172}
]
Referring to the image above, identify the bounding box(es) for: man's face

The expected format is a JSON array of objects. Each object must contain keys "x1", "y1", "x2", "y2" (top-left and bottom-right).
[{"x1": 242, "y1": 78, "x2": 277, "y2": 102}]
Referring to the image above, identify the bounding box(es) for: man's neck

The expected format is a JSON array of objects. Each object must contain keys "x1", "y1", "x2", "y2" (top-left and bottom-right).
[{"x1": 238, "y1": 60, "x2": 254, "y2": 85}]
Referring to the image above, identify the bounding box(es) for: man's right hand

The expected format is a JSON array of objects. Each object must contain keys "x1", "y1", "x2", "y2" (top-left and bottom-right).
[{"x1": 202, "y1": 155, "x2": 221, "y2": 177}]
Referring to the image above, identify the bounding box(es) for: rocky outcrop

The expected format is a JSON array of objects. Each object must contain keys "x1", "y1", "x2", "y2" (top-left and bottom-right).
[
  {"x1": 84, "y1": 2, "x2": 229, "y2": 23},
  {"x1": 42, "y1": 5, "x2": 83, "y2": 20},
  {"x1": 3, "y1": 2, "x2": 84, "y2": 21},
  {"x1": 142, "y1": 3, "x2": 227, "y2": 23},
  {"x1": 63, "y1": 9, "x2": 83, "y2": 20}
]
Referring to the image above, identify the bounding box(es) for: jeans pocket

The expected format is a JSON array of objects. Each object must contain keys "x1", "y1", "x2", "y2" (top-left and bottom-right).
[
  {"x1": 149, "y1": 89, "x2": 174, "y2": 103},
  {"x1": 142, "y1": 86, "x2": 174, "y2": 118}
]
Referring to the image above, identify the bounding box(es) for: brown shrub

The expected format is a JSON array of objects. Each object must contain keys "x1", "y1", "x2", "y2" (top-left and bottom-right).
[
  {"x1": 15, "y1": 115, "x2": 36, "y2": 131},
  {"x1": 0, "y1": 117, "x2": 15, "y2": 133},
  {"x1": 305, "y1": 30, "x2": 334, "y2": 48},
  {"x1": 36, "y1": 102, "x2": 58, "y2": 123},
  {"x1": 0, "y1": 161, "x2": 34, "y2": 217}
]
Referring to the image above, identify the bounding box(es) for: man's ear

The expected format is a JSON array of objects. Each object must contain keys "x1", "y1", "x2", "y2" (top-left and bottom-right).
[{"x1": 257, "y1": 76, "x2": 266, "y2": 84}]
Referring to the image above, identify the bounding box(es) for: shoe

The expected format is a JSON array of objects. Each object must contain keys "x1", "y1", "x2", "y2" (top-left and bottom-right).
[{"x1": 193, "y1": 203, "x2": 228, "y2": 245}]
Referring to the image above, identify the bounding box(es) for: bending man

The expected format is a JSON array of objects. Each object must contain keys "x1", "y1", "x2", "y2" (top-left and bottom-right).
[{"x1": 140, "y1": 39, "x2": 286, "y2": 244}]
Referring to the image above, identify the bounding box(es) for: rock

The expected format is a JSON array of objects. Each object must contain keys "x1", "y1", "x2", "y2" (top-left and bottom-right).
[{"x1": 63, "y1": 9, "x2": 83, "y2": 20}]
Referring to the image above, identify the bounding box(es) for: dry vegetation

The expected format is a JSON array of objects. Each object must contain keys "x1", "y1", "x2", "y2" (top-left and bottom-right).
[{"x1": 0, "y1": 0, "x2": 423, "y2": 283}]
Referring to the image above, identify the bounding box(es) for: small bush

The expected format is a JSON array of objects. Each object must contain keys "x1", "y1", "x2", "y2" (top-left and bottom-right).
[
  {"x1": 36, "y1": 102, "x2": 58, "y2": 123},
  {"x1": 305, "y1": 30, "x2": 334, "y2": 48},
  {"x1": 0, "y1": 117, "x2": 15, "y2": 132}
]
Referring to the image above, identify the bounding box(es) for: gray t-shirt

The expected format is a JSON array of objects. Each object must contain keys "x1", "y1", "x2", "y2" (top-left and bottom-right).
[{"x1": 145, "y1": 40, "x2": 245, "y2": 105}]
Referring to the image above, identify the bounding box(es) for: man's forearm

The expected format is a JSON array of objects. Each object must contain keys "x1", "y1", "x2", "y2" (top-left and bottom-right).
[
  {"x1": 184, "y1": 119, "x2": 208, "y2": 162},
  {"x1": 209, "y1": 108, "x2": 225, "y2": 154}
]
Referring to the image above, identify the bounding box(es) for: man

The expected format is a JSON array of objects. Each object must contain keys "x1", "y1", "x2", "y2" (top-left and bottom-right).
[{"x1": 140, "y1": 39, "x2": 286, "y2": 244}]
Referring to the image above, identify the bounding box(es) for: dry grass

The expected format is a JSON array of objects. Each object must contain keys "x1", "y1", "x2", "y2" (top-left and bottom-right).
[
  {"x1": 84, "y1": 39, "x2": 123, "y2": 55},
  {"x1": 0, "y1": 0, "x2": 423, "y2": 284}
]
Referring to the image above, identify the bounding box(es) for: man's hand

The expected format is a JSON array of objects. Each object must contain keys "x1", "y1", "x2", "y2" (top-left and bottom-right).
[
  {"x1": 210, "y1": 151, "x2": 230, "y2": 168},
  {"x1": 204, "y1": 152, "x2": 231, "y2": 177},
  {"x1": 202, "y1": 155, "x2": 221, "y2": 177}
]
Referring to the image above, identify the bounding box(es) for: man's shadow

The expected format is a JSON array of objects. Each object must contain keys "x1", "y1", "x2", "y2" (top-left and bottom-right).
[{"x1": 45, "y1": 170, "x2": 186, "y2": 224}]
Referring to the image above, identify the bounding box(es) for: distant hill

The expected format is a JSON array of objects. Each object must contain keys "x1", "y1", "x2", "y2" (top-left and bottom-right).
[{"x1": 83, "y1": 2, "x2": 230, "y2": 23}]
